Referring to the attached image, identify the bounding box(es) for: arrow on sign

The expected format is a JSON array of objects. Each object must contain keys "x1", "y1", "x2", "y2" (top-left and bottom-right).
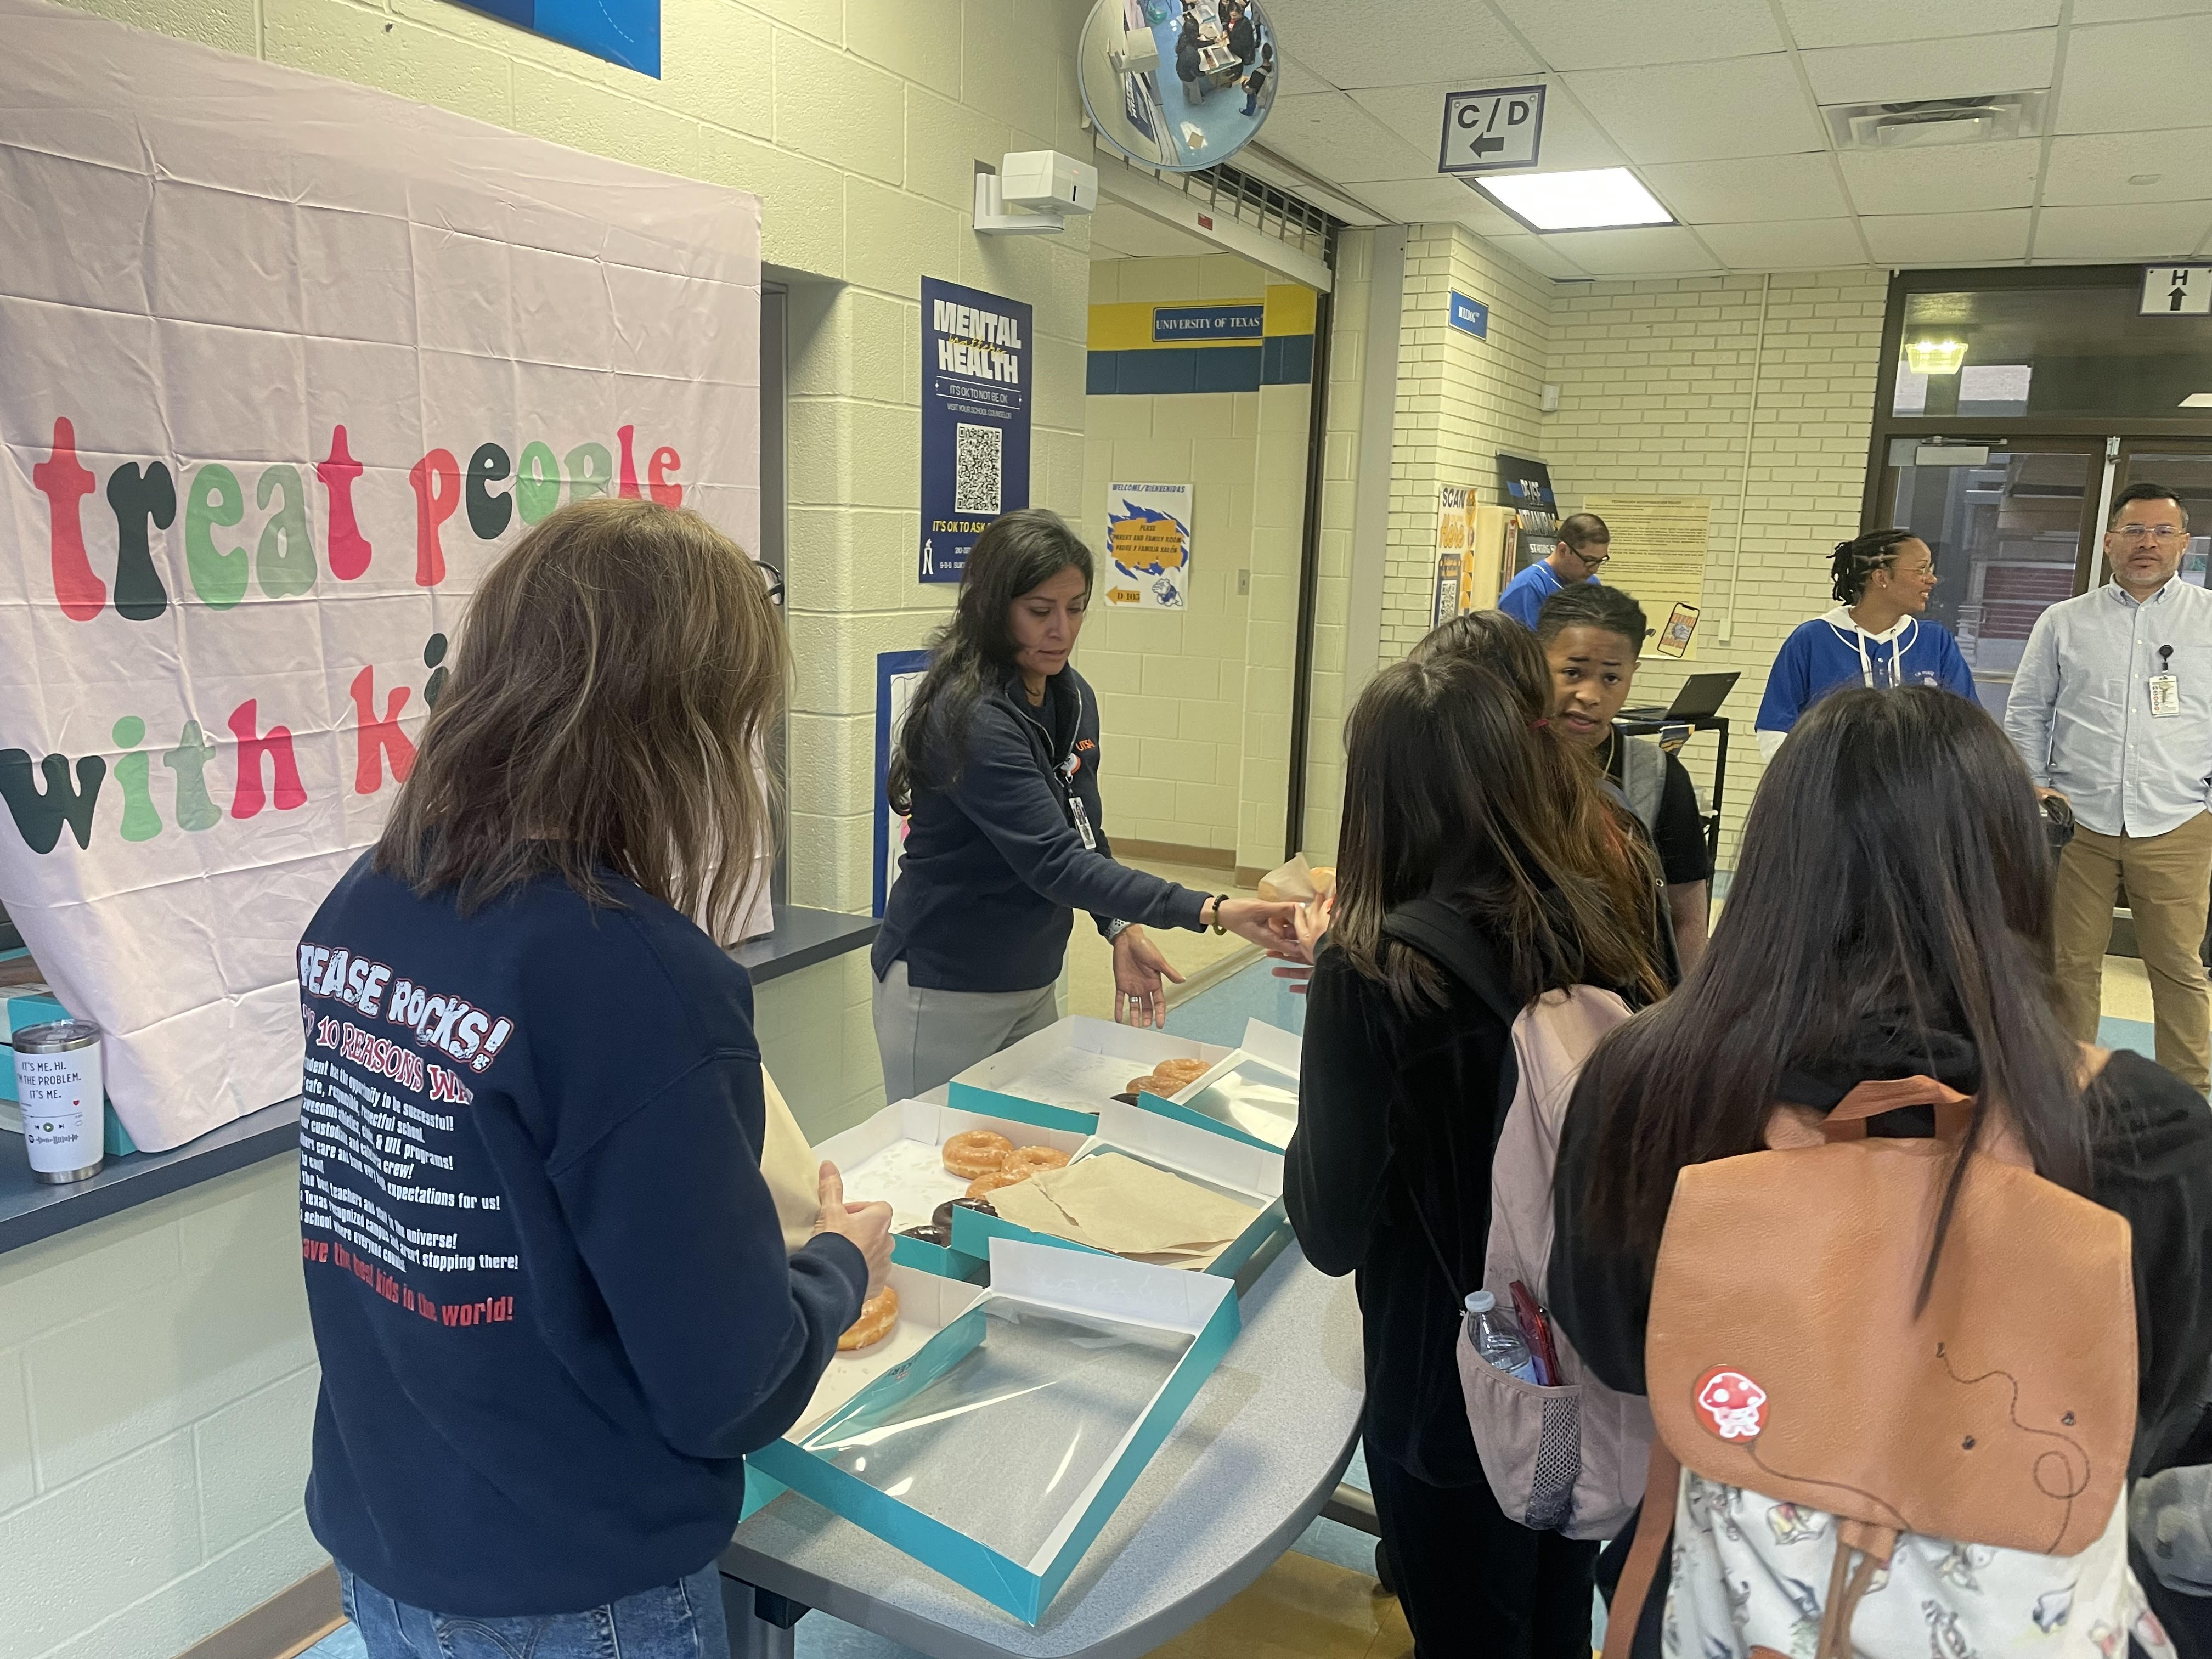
[
  {"x1": 1472, "y1": 136, "x2": 1505, "y2": 155},
  {"x1": 2175, "y1": 287, "x2": 2190, "y2": 312}
]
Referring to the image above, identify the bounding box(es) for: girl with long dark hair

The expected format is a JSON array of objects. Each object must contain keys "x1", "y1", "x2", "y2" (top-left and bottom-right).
[
  {"x1": 1549, "y1": 685, "x2": 2212, "y2": 1656},
  {"x1": 873, "y1": 507, "x2": 1293, "y2": 1098},
  {"x1": 1286, "y1": 616, "x2": 1664, "y2": 1659}
]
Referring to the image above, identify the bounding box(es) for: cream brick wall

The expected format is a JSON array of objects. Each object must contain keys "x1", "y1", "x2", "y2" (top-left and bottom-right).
[
  {"x1": 1379, "y1": 227, "x2": 1555, "y2": 662},
  {"x1": 0, "y1": 1160, "x2": 322, "y2": 1659},
  {"x1": 1080, "y1": 255, "x2": 1314, "y2": 872},
  {"x1": 36, "y1": 0, "x2": 1106, "y2": 1650},
  {"x1": 1541, "y1": 270, "x2": 1888, "y2": 865}
]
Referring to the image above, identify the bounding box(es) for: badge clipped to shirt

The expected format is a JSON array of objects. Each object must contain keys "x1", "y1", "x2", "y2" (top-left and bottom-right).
[
  {"x1": 2152, "y1": 644, "x2": 2182, "y2": 719},
  {"x1": 1068, "y1": 791, "x2": 1098, "y2": 850}
]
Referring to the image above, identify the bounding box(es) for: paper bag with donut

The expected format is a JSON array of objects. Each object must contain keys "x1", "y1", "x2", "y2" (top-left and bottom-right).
[
  {"x1": 985, "y1": 1152, "x2": 1258, "y2": 1269},
  {"x1": 1255, "y1": 854, "x2": 1335, "y2": 905}
]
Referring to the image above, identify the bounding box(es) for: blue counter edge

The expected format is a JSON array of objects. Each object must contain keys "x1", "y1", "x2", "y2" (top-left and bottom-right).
[{"x1": 0, "y1": 904, "x2": 878, "y2": 1259}]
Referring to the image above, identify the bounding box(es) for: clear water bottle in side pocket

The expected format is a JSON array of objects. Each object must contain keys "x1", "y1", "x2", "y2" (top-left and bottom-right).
[{"x1": 1465, "y1": 1290, "x2": 1539, "y2": 1384}]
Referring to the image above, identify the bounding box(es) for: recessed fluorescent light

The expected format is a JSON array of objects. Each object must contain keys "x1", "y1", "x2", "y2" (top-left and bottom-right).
[
  {"x1": 1473, "y1": 167, "x2": 1674, "y2": 233},
  {"x1": 2182, "y1": 392, "x2": 2212, "y2": 407}
]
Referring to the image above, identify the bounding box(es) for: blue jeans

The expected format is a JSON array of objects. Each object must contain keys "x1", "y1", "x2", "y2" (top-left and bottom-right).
[{"x1": 338, "y1": 1561, "x2": 730, "y2": 1659}]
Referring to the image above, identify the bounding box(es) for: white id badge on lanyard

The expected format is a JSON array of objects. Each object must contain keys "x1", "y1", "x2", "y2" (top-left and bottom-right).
[
  {"x1": 2151, "y1": 674, "x2": 2182, "y2": 718},
  {"x1": 1068, "y1": 791, "x2": 1098, "y2": 850}
]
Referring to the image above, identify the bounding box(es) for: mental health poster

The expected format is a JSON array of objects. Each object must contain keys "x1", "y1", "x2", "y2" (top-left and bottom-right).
[
  {"x1": 0, "y1": 0, "x2": 761, "y2": 1147},
  {"x1": 1103, "y1": 482, "x2": 1193, "y2": 610},
  {"x1": 919, "y1": 278, "x2": 1032, "y2": 584}
]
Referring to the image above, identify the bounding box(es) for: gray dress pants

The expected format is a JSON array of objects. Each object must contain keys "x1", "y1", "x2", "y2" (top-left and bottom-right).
[{"x1": 871, "y1": 958, "x2": 1061, "y2": 1101}]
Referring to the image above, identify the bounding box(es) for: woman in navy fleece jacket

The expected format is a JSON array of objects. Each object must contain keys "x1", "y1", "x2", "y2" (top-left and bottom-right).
[
  {"x1": 871, "y1": 509, "x2": 1296, "y2": 1098},
  {"x1": 297, "y1": 498, "x2": 891, "y2": 1658}
]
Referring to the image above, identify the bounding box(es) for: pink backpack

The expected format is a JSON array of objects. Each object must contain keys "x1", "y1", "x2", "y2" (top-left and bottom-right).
[{"x1": 1383, "y1": 901, "x2": 1654, "y2": 1540}]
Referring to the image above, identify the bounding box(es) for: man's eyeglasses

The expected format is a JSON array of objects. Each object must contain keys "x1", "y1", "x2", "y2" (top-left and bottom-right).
[
  {"x1": 1567, "y1": 543, "x2": 1610, "y2": 567},
  {"x1": 2113, "y1": 526, "x2": 2188, "y2": 544}
]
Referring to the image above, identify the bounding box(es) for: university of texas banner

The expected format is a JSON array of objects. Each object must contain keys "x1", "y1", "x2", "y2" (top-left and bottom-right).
[{"x1": 0, "y1": 0, "x2": 762, "y2": 1148}]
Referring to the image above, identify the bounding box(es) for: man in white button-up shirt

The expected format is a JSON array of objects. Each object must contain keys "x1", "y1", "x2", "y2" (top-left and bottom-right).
[{"x1": 2005, "y1": 482, "x2": 2212, "y2": 1091}]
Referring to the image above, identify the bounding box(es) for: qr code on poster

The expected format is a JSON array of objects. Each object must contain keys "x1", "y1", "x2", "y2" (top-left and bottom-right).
[{"x1": 954, "y1": 422, "x2": 1002, "y2": 516}]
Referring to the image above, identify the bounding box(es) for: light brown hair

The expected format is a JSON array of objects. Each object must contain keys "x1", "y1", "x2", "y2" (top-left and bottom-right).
[{"x1": 375, "y1": 496, "x2": 786, "y2": 940}]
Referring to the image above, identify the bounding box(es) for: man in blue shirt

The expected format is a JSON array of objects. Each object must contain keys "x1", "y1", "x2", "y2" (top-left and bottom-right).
[
  {"x1": 2005, "y1": 482, "x2": 2212, "y2": 1091},
  {"x1": 1498, "y1": 512, "x2": 1609, "y2": 629}
]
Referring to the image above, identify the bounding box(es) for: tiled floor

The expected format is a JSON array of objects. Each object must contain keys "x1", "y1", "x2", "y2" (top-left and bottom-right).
[{"x1": 298, "y1": 949, "x2": 2169, "y2": 1659}]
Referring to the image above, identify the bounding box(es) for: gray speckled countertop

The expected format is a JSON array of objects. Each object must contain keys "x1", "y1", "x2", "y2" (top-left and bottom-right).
[{"x1": 721, "y1": 1241, "x2": 1364, "y2": 1659}]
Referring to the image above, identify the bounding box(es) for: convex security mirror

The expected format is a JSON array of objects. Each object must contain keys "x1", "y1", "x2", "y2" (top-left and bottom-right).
[{"x1": 1080, "y1": 0, "x2": 1278, "y2": 172}]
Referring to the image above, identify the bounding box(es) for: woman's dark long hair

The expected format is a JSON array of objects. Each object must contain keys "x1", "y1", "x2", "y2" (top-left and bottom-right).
[
  {"x1": 887, "y1": 509, "x2": 1094, "y2": 814},
  {"x1": 1334, "y1": 619, "x2": 1664, "y2": 1014},
  {"x1": 1577, "y1": 685, "x2": 2092, "y2": 1301}
]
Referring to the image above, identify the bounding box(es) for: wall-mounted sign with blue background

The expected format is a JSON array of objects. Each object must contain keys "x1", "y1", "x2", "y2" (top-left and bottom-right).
[
  {"x1": 1152, "y1": 304, "x2": 1266, "y2": 343},
  {"x1": 461, "y1": 0, "x2": 658, "y2": 75},
  {"x1": 920, "y1": 276, "x2": 1033, "y2": 584},
  {"x1": 1448, "y1": 291, "x2": 1489, "y2": 338}
]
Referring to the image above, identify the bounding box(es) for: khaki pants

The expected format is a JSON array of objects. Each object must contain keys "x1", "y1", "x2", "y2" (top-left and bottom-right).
[{"x1": 2052, "y1": 811, "x2": 2212, "y2": 1091}]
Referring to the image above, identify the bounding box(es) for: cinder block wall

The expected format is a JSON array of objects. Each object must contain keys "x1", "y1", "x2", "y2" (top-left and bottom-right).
[
  {"x1": 0, "y1": 1162, "x2": 321, "y2": 1659},
  {"x1": 30, "y1": 0, "x2": 1101, "y2": 1652},
  {"x1": 1541, "y1": 270, "x2": 1889, "y2": 864}
]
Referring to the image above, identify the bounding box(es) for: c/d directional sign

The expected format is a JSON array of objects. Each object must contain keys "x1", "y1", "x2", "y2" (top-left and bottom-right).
[{"x1": 1438, "y1": 84, "x2": 1545, "y2": 174}]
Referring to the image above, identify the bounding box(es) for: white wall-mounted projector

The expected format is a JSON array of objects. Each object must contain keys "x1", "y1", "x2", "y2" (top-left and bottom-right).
[{"x1": 974, "y1": 149, "x2": 1099, "y2": 236}]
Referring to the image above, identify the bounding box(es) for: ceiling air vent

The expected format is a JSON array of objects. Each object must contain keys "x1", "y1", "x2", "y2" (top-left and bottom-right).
[{"x1": 1825, "y1": 92, "x2": 2047, "y2": 150}]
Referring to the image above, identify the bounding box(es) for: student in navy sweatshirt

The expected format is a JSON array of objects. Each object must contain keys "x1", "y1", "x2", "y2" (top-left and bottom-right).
[
  {"x1": 873, "y1": 509, "x2": 1296, "y2": 1099},
  {"x1": 297, "y1": 498, "x2": 891, "y2": 1658},
  {"x1": 1753, "y1": 528, "x2": 1977, "y2": 758}
]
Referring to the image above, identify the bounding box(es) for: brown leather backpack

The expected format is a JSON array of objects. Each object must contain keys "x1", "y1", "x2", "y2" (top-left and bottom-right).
[{"x1": 1604, "y1": 1074, "x2": 2138, "y2": 1659}]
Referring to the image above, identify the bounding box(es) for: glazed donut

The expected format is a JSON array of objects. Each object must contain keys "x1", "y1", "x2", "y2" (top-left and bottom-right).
[
  {"x1": 966, "y1": 1169, "x2": 1029, "y2": 1199},
  {"x1": 1006, "y1": 1145, "x2": 1070, "y2": 1175},
  {"x1": 1131, "y1": 1057, "x2": 1210, "y2": 1097},
  {"x1": 838, "y1": 1285, "x2": 900, "y2": 1352},
  {"x1": 941, "y1": 1130, "x2": 1014, "y2": 1178},
  {"x1": 952, "y1": 1195, "x2": 998, "y2": 1219}
]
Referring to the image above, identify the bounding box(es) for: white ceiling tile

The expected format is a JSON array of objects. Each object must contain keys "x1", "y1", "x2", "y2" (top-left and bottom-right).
[
  {"x1": 1694, "y1": 218, "x2": 1869, "y2": 268},
  {"x1": 1259, "y1": 89, "x2": 1440, "y2": 184},
  {"x1": 1480, "y1": 232, "x2": 1594, "y2": 280},
  {"x1": 1540, "y1": 225, "x2": 1726, "y2": 275},
  {"x1": 1345, "y1": 80, "x2": 1626, "y2": 172},
  {"x1": 1838, "y1": 140, "x2": 2044, "y2": 215},
  {"x1": 1801, "y1": 30, "x2": 2057, "y2": 105},
  {"x1": 1637, "y1": 154, "x2": 1850, "y2": 222},
  {"x1": 2057, "y1": 18, "x2": 2212, "y2": 133},
  {"x1": 1487, "y1": 0, "x2": 1784, "y2": 70},
  {"x1": 2072, "y1": 0, "x2": 2212, "y2": 20},
  {"x1": 1565, "y1": 57, "x2": 1828, "y2": 163},
  {"x1": 1260, "y1": 0, "x2": 1542, "y2": 91},
  {"x1": 1355, "y1": 177, "x2": 1515, "y2": 231},
  {"x1": 2031, "y1": 201, "x2": 2212, "y2": 259},
  {"x1": 1274, "y1": 48, "x2": 1337, "y2": 99},
  {"x1": 1861, "y1": 208, "x2": 2033, "y2": 262},
  {"x1": 1778, "y1": 0, "x2": 2061, "y2": 49},
  {"x1": 2043, "y1": 129, "x2": 2212, "y2": 204}
]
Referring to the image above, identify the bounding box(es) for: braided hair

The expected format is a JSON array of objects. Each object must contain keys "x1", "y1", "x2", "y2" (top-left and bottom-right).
[{"x1": 1830, "y1": 528, "x2": 1920, "y2": 605}]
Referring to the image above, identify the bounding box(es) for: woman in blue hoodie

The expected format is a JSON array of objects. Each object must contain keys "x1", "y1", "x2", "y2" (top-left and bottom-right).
[
  {"x1": 872, "y1": 509, "x2": 1296, "y2": 1099},
  {"x1": 1753, "y1": 529, "x2": 1977, "y2": 759}
]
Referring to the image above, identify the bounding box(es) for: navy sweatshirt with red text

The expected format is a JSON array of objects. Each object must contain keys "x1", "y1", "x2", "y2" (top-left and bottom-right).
[{"x1": 295, "y1": 852, "x2": 865, "y2": 1616}]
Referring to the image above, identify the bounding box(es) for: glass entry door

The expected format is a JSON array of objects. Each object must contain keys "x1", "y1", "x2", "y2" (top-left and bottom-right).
[
  {"x1": 2112, "y1": 441, "x2": 2212, "y2": 590},
  {"x1": 1874, "y1": 437, "x2": 2102, "y2": 726}
]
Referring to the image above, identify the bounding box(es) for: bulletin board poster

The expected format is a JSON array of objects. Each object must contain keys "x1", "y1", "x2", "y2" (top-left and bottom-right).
[
  {"x1": 1497, "y1": 453, "x2": 1559, "y2": 574},
  {"x1": 1581, "y1": 494, "x2": 1712, "y2": 661},
  {"x1": 458, "y1": 0, "x2": 659, "y2": 75},
  {"x1": 1431, "y1": 483, "x2": 1474, "y2": 628},
  {"x1": 919, "y1": 278, "x2": 1032, "y2": 584},
  {"x1": 1103, "y1": 482, "x2": 1193, "y2": 610},
  {"x1": 874, "y1": 649, "x2": 934, "y2": 916},
  {"x1": 0, "y1": 0, "x2": 761, "y2": 1148}
]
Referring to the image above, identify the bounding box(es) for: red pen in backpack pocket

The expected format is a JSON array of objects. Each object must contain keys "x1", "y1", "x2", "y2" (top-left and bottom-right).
[{"x1": 1509, "y1": 1280, "x2": 1562, "y2": 1387}]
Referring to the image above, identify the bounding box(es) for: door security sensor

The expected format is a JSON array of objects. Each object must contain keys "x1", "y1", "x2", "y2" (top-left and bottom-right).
[{"x1": 975, "y1": 150, "x2": 1099, "y2": 235}]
